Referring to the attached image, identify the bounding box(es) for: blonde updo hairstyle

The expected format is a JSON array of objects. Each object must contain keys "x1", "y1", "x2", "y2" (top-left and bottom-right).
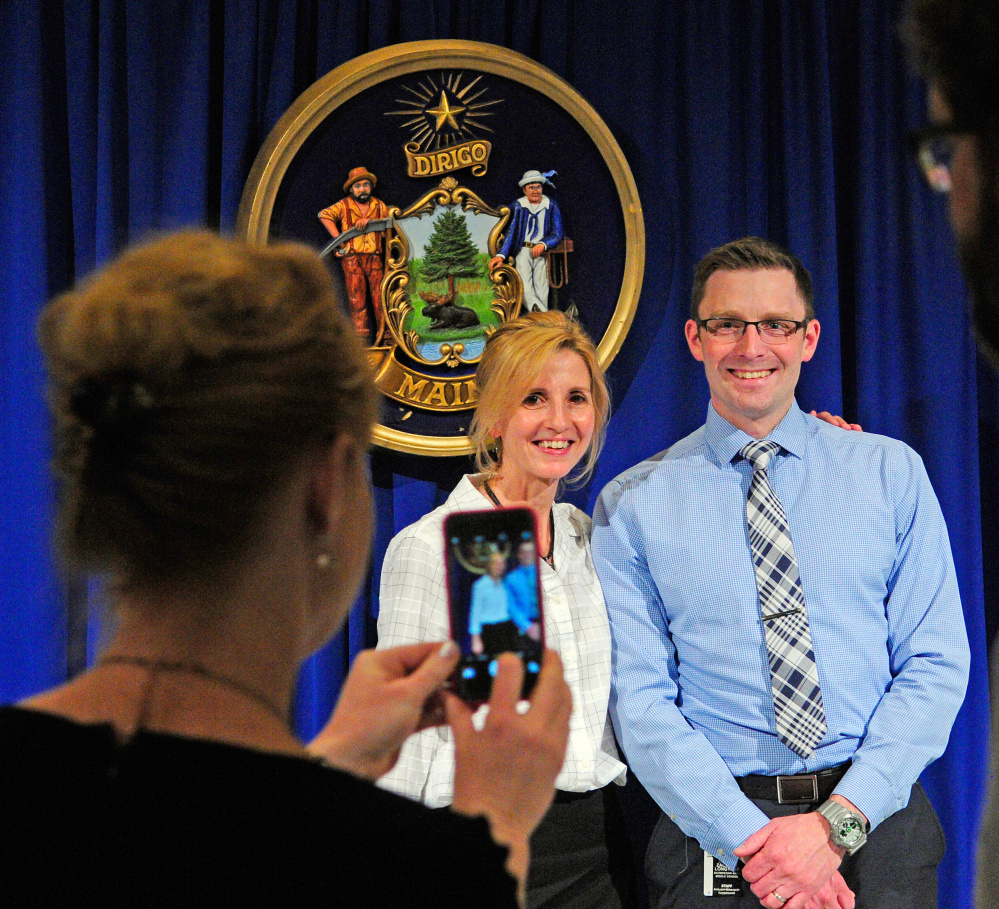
[
  {"x1": 38, "y1": 230, "x2": 377, "y2": 581},
  {"x1": 469, "y1": 311, "x2": 609, "y2": 486}
]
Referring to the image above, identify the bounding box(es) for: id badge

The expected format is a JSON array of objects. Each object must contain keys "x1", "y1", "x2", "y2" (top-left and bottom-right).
[{"x1": 703, "y1": 851, "x2": 742, "y2": 897}]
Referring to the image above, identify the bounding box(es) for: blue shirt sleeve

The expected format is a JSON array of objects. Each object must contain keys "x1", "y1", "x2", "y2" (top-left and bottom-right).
[
  {"x1": 830, "y1": 443, "x2": 970, "y2": 828},
  {"x1": 498, "y1": 204, "x2": 523, "y2": 260},
  {"x1": 542, "y1": 200, "x2": 563, "y2": 249}
]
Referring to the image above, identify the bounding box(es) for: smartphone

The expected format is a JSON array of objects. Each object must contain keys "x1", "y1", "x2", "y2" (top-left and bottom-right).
[{"x1": 443, "y1": 507, "x2": 545, "y2": 704}]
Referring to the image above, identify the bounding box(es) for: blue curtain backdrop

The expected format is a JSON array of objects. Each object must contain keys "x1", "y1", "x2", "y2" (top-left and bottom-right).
[{"x1": 0, "y1": 2, "x2": 990, "y2": 907}]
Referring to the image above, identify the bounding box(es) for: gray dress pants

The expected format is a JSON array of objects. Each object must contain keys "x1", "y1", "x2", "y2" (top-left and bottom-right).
[{"x1": 646, "y1": 783, "x2": 945, "y2": 909}]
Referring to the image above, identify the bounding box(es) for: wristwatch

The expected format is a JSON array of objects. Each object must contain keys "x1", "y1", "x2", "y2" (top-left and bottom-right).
[{"x1": 817, "y1": 799, "x2": 867, "y2": 855}]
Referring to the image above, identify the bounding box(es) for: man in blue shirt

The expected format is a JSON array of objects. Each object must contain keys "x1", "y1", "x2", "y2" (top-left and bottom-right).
[
  {"x1": 504, "y1": 540, "x2": 540, "y2": 640},
  {"x1": 592, "y1": 237, "x2": 970, "y2": 909}
]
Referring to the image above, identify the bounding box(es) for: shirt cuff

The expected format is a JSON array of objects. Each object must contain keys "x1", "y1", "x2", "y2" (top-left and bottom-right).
[
  {"x1": 832, "y1": 760, "x2": 903, "y2": 832},
  {"x1": 702, "y1": 797, "x2": 771, "y2": 870}
]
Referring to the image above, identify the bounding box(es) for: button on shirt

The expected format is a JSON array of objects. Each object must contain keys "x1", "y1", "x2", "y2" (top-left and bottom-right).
[
  {"x1": 591, "y1": 403, "x2": 969, "y2": 869},
  {"x1": 377, "y1": 475, "x2": 626, "y2": 806}
]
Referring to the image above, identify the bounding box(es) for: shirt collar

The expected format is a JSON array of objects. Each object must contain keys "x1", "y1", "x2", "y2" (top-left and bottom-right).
[
  {"x1": 519, "y1": 196, "x2": 550, "y2": 213},
  {"x1": 453, "y1": 474, "x2": 494, "y2": 509},
  {"x1": 457, "y1": 474, "x2": 588, "y2": 547},
  {"x1": 704, "y1": 401, "x2": 808, "y2": 467}
]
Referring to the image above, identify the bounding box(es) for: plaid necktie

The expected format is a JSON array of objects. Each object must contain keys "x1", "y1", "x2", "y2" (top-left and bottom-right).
[{"x1": 740, "y1": 440, "x2": 826, "y2": 758}]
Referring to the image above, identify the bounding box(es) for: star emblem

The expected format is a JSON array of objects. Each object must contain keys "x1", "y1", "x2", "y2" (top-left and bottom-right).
[
  {"x1": 426, "y1": 91, "x2": 466, "y2": 131},
  {"x1": 387, "y1": 72, "x2": 501, "y2": 152}
]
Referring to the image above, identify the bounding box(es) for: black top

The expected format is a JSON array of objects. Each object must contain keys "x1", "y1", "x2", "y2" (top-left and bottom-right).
[{"x1": 0, "y1": 706, "x2": 517, "y2": 908}]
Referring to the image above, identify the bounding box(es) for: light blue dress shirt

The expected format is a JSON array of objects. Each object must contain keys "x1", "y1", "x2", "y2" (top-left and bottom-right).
[
  {"x1": 468, "y1": 575, "x2": 510, "y2": 635},
  {"x1": 591, "y1": 403, "x2": 970, "y2": 869}
]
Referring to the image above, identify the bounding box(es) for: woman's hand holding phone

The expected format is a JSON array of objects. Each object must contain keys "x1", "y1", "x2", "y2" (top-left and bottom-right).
[
  {"x1": 308, "y1": 641, "x2": 461, "y2": 781},
  {"x1": 447, "y1": 649, "x2": 572, "y2": 896}
]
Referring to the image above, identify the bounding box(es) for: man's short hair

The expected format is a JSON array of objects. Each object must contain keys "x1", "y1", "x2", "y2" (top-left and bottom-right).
[
  {"x1": 904, "y1": 0, "x2": 999, "y2": 133},
  {"x1": 690, "y1": 237, "x2": 815, "y2": 321}
]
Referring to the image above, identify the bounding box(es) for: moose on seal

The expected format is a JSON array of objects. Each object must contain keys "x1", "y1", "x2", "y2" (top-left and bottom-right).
[{"x1": 419, "y1": 290, "x2": 481, "y2": 331}]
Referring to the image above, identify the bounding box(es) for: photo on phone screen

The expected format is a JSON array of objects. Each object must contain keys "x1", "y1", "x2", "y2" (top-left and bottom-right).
[{"x1": 443, "y1": 507, "x2": 544, "y2": 704}]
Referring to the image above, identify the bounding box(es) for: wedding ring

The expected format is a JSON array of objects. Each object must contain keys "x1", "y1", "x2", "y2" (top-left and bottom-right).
[{"x1": 773, "y1": 892, "x2": 788, "y2": 904}]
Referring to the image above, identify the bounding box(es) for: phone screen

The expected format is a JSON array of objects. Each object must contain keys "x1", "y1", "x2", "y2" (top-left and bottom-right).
[{"x1": 443, "y1": 507, "x2": 544, "y2": 704}]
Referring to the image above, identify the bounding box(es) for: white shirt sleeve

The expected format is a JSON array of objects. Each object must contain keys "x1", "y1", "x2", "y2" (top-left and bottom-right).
[{"x1": 375, "y1": 516, "x2": 457, "y2": 807}]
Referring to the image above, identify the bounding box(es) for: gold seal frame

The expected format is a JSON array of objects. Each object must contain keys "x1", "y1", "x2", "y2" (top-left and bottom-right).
[{"x1": 237, "y1": 40, "x2": 645, "y2": 457}]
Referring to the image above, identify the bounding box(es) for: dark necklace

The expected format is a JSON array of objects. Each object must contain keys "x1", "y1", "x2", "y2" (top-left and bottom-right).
[
  {"x1": 98, "y1": 654, "x2": 288, "y2": 726},
  {"x1": 482, "y1": 478, "x2": 555, "y2": 567}
]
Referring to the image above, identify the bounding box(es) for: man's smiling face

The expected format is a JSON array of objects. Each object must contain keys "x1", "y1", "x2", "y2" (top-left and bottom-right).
[{"x1": 685, "y1": 268, "x2": 820, "y2": 438}]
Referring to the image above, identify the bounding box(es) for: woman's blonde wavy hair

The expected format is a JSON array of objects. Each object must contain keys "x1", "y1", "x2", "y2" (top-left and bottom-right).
[{"x1": 469, "y1": 311, "x2": 610, "y2": 487}]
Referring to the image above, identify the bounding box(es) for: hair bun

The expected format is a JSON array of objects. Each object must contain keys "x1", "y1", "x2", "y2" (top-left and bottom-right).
[{"x1": 69, "y1": 373, "x2": 154, "y2": 433}]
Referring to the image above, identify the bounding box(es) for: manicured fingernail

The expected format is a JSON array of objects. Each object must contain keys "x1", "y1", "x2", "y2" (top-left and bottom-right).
[{"x1": 438, "y1": 641, "x2": 458, "y2": 660}]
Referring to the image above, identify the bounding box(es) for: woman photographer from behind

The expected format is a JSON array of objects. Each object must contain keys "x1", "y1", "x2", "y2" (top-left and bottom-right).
[{"x1": 0, "y1": 231, "x2": 569, "y2": 907}]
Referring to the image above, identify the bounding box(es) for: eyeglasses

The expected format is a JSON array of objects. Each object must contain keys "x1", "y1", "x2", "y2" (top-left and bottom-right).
[
  {"x1": 696, "y1": 318, "x2": 808, "y2": 343},
  {"x1": 909, "y1": 125, "x2": 972, "y2": 194}
]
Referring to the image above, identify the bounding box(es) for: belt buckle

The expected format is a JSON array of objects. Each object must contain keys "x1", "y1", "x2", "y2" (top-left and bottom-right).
[{"x1": 776, "y1": 773, "x2": 819, "y2": 804}]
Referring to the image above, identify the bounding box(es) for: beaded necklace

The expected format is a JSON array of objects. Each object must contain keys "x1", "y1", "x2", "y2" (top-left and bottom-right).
[{"x1": 98, "y1": 654, "x2": 288, "y2": 726}]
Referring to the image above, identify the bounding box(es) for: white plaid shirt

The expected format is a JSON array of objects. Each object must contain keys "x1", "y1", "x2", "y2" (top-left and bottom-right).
[{"x1": 376, "y1": 475, "x2": 626, "y2": 807}]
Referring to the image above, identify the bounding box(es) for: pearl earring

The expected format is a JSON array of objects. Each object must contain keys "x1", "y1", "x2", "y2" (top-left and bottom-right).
[{"x1": 316, "y1": 553, "x2": 331, "y2": 569}]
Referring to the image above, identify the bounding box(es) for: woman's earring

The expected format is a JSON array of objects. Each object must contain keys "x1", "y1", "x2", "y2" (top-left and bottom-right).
[{"x1": 316, "y1": 552, "x2": 331, "y2": 569}]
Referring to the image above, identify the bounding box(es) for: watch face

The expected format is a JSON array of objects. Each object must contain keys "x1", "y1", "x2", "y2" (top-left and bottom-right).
[{"x1": 836, "y1": 817, "x2": 864, "y2": 846}]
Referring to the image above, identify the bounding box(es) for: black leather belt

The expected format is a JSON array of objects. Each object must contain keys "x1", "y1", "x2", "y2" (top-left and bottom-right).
[{"x1": 736, "y1": 761, "x2": 851, "y2": 804}]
